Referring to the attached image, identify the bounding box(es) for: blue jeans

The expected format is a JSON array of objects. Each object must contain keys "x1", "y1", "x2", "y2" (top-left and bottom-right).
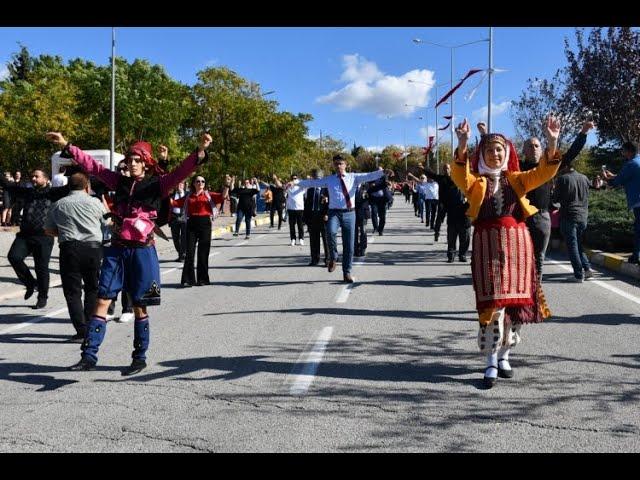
[
  {"x1": 327, "y1": 210, "x2": 356, "y2": 274},
  {"x1": 633, "y1": 207, "x2": 640, "y2": 260},
  {"x1": 560, "y1": 218, "x2": 591, "y2": 278}
]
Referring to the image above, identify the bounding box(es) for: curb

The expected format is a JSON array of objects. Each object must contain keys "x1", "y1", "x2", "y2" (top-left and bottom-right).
[
  {"x1": 212, "y1": 214, "x2": 271, "y2": 238},
  {"x1": 583, "y1": 248, "x2": 640, "y2": 281}
]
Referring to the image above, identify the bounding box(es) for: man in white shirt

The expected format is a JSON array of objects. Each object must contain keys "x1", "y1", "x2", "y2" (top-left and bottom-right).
[
  {"x1": 285, "y1": 174, "x2": 306, "y2": 246},
  {"x1": 295, "y1": 154, "x2": 393, "y2": 283},
  {"x1": 52, "y1": 166, "x2": 68, "y2": 187}
]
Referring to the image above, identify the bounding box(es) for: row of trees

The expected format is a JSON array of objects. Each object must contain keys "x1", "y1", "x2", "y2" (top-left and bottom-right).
[
  {"x1": 511, "y1": 27, "x2": 640, "y2": 177},
  {"x1": 0, "y1": 46, "x2": 457, "y2": 187},
  {"x1": 1, "y1": 46, "x2": 376, "y2": 188}
]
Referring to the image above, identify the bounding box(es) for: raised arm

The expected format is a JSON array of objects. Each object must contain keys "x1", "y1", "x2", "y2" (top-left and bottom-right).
[
  {"x1": 46, "y1": 132, "x2": 120, "y2": 190},
  {"x1": 562, "y1": 121, "x2": 593, "y2": 165},
  {"x1": 353, "y1": 168, "x2": 387, "y2": 184},
  {"x1": 296, "y1": 177, "x2": 330, "y2": 189},
  {"x1": 452, "y1": 119, "x2": 481, "y2": 193},
  {"x1": 160, "y1": 133, "x2": 212, "y2": 197}
]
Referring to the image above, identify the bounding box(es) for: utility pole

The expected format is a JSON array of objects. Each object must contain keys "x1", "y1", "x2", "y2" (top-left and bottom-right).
[{"x1": 110, "y1": 27, "x2": 116, "y2": 170}]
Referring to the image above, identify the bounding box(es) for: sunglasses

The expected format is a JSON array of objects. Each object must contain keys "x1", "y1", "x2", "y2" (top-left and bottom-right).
[{"x1": 195, "y1": 180, "x2": 205, "y2": 183}]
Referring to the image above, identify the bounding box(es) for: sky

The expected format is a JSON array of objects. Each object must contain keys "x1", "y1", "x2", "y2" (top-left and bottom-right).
[{"x1": 0, "y1": 27, "x2": 598, "y2": 151}]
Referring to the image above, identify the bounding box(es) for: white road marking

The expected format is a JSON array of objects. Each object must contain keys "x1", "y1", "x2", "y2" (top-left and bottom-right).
[
  {"x1": 369, "y1": 236, "x2": 375, "y2": 244},
  {"x1": 161, "y1": 268, "x2": 177, "y2": 275},
  {"x1": 289, "y1": 326, "x2": 333, "y2": 395},
  {"x1": 209, "y1": 251, "x2": 221, "y2": 258},
  {"x1": 255, "y1": 234, "x2": 265, "y2": 239},
  {"x1": 548, "y1": 259, "x2": 640, "y2": 307},
  {"x1": 235, "y1": 241, "x2": 248, "y2": 246},
  {"x1": 0, "y1": 307, "x2": 68, "y2": 335},
  {"x1": 335, "y1": 283, "x2": 355, "y2": 303}
]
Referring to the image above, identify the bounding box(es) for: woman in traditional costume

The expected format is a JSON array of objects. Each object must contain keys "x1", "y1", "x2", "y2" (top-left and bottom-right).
[{"x1": 451, "y1": 116, "x2": 561, "y2": 388}]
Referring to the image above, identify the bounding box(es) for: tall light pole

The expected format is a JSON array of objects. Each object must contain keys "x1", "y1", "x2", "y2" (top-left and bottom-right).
[
  {"x1": 413, "y1": 35, "x2": 490, "y2": 157},
  {"x1": 487, "y1": 27, "x2": 494, "y2": 132},
  {"x1": 110, "y1": 27, "x2": 116, "y2": 171}
]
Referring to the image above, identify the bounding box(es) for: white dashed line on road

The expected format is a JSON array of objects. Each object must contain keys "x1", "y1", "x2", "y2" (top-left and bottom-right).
[
  {"x1": 0, "y1": 307, "x2": 68, "y2": 335},
  {"x1": 288, "y1": 326, "x2": 333, "y2": 395},
  {"x1": 335, "y1": 283, "x2": 355, "y2": 303},
  {"x1": 235, "y1": 241, "x2": 248, "y2": 246}
]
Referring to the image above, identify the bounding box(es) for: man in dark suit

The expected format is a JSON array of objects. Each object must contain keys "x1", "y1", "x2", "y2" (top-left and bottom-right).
[{"x1": 303, "y1": 169, "x2": 329, "y2": 266}]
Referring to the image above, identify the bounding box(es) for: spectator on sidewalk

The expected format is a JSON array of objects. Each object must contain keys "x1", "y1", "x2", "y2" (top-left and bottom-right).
[
  {"x1": 552, "y1": 159, "x2": 594, "y2": 282},
  {"x1": 44, "y1": 172, "x2": 107, "y2": 341},
  {"x1": 603, "y1": 141, "x2": 640, "y2": 264},
  {"x1": 1, "y1": 168, "x2": 70, "y2": 309},
  {"x1": 592, "y1": 175, "x2": 605, "y2": 190}
]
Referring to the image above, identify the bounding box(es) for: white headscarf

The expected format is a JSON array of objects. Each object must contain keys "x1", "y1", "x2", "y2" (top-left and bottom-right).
[{"x1": 478, "y1": 142, "x2": 510, "y2": 177}]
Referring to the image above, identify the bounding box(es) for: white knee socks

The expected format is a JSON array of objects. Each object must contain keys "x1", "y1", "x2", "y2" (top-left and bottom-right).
[
  {"x1": 498, "y1": 346, "x2": 511, "y2": 371},
  {"x1": 485, "y1": 352, "x2": 498, "y2": 378}
]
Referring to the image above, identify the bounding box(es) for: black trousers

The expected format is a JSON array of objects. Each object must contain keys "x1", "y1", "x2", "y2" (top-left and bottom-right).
[
  {"x1": 59, "y1": 241, "x2": 102, "y2": 335},
  {"x1": 433, "y1": 202, "x2": 447, "y2": 236},
  {"x1": 354, "y1": 215, "x2": 368, "y2": 257},
  {"x1": 182, "y1": 216, "x2": 212, "y2": 285},
  {"x1": 288, "y1": 210, "x2": 304, "y2": 240},
  {"x1": 169, "y1": 217, "x2": 187, "y2": 259},
  {"x1": 307, "y1": 213, "x2": 328, "y2": 263},
  {"x1": 447, "y1": 216, "x2": 471, "y2": 258},
  {"x1": 370, "y1": 197, "x2": 387, "y2": 233},
  {"x1": 8, "y1": 233, "x2": 54, "y2": 300},
  {"x1": 270, "y1": 204, "x2": 284, "y2": 229},
  {"x1": 424, "y1": 199, "x2": 438, "y2": 228}
]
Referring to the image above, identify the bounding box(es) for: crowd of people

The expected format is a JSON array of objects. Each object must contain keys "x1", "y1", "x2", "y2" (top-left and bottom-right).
[{"x1": 1, "y1": 115, "x2": 639, "y2": 389}]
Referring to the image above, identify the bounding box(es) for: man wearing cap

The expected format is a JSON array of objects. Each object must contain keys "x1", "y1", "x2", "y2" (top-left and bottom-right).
[
  {"x1": 46, "y1": 131, "x2": 212, "y2": 375},
  {"x1": 294, "y1": 154, "x2": 393, "y2": 283}
]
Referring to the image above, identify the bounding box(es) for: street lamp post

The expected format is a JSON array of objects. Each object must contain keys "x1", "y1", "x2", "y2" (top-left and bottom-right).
[{"x1": 110, "y1": 27, "x2": 116, "y2": 171}]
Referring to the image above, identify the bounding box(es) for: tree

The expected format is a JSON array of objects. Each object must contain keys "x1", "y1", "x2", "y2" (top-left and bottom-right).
[
  {"x1": 510, "y1": 70, "x2": 584, "y2": 148},
  {"x1": 565, "y1": 27, "x2": 640, "y2": 145},
  {"x1": 5, "y1": 44, "x2": 34, "y2": 84}
]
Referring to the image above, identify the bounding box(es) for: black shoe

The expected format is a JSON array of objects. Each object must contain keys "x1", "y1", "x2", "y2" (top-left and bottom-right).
[
  {"x1": 195, "y1": 281, "x2": 210, "y2": 286},
  {"x1": 308, "y1": 260, "x2": 319, "y2": 266},
  {"x1": 378, "y1": 231, "x2": 383, "y2": 236},
  {"x1": 69, "y1": 333, "x2": 85, "y2": 343},
  {"x1": 434, "y1": 234, "x2": 439, "y2": 242},
  {"x1": 122, "y1": 359, "x2": 147, "y2": 376},
  {"x1": 181, "y1": 282, "x2": 192, "y2": 288},
  {"x1": 459, "y1": 256, "x2": 467, "y2": 263},
  {"x1": 24, "y1": 284, "x2": 35, "y2": 300},
  {"x1": 33, "y1": 298, "x2": 47, "y2": 309},
  {"x1": 68, "y1": 358, "x2": 96, "y2": 371},
  {"x1": 343, "y1": 274, "x2": 354, "y2": 283},
  {"x1": 447, "y1": 257, "x2": 454, "y2": 263},
  {"x1": 498, "y1": 359, "x2": 514, "y2": 379},
  {"x1": 482, "y1": 366, "x2": 498, "y2": 389}
]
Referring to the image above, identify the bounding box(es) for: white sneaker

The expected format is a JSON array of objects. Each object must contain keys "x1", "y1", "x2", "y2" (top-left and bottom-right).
[
  {"x1": 118, "y1": 312, "x2": 135, "y2": 323},
  {"x1": 299, "y1": 239, "x2": 304, "y2": 246},
  {"x1": 290, "y1": 239, "x2": 296, "y2": 246},
  {"x1": 106, "y1": 313, "x2": 116, "y2": 322}
]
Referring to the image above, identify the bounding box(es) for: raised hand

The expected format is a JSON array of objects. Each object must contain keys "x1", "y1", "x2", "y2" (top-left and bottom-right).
[
  {"x1": 45, "y1": 132, "x2": 67, "y2": 147},
  {"x1": 455, "y1": 119, "x2": 471, "y2": 152},
  {"x1": 198, "y1": 132, "x2": 213, "y2": 151},
  {"x1": 544, "y1": 114, "x2": 561, "y2": 153},
  {"x1": 581, "y1": 120, "x2": 595, "y2": 134}
]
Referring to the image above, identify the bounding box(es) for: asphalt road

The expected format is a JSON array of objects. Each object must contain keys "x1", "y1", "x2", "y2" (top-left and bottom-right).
[{"x1": 1, "y1": 200, "x2": 640, "y2": 452}]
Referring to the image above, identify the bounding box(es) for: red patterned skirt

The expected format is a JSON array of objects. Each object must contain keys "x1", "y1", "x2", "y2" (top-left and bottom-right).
[{"x1": 471, "y1": 216, "x2": 546, "y2": 324}]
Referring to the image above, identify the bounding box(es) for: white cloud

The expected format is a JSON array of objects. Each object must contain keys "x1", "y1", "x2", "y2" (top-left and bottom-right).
[
  {"x1": 0, "y1": 66, "x2": 9, "y2": 81},
  {"x1": 317, "y1": 54, "x2": 435, "y2": 118},
  {"x1": 472, "y1": 101, "x2": 511, "y2": 122},
  {"x1": 204, "y1": 59, "x2": 219, "y2": 68},
  {"x1": 306, "y1": 134, "x2": 320, "y2": 141}
]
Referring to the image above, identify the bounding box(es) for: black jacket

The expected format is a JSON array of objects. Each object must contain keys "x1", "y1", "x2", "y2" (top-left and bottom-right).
[
  {"x1": 0, "y1": 178, "x2": 69, "y2": 235},
  {"x1": 303, "y1": 186, "x2": 329, "y2": 223}
]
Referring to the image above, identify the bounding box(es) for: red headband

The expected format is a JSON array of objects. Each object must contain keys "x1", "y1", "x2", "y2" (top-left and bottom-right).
[
  {"x1": 471, "y1": 134, "x2": 520, "y2": 174},
  {"x1": 125, "y1": 141, "x2": 164, "y2": 175}
]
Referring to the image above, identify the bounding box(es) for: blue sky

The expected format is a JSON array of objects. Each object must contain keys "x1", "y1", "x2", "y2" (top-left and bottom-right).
[{"x1": 0, "y1": 27, "x2": 596, "y2": 150}]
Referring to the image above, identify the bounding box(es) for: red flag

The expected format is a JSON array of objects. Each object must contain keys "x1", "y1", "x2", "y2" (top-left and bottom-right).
[
  {"x1": 435, "y1": 69, "x2": 483, "y2": 108},
  {"x1": 438, "y1": 122, "x2": 451, "y2": 131},
  {"x1": 443, "y1": 115, "x2": 453, "y2": 120}
]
